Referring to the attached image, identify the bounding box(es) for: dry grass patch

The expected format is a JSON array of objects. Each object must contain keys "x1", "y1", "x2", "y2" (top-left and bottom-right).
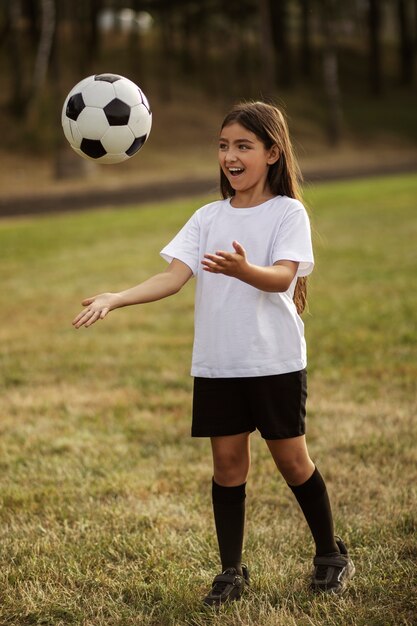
[{"x1": 0, "y1": 175, "x2": 416, "y2": 625}]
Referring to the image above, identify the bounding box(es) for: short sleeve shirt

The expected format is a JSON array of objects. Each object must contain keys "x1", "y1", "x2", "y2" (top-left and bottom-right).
[{"x1": 160, "y1": 195, "x2": 314, "y2": 378}]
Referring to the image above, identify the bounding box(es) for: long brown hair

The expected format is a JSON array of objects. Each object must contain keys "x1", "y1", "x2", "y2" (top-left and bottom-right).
[{"x1": 219, "y1": 101, "x2": 307, "y2": 315}]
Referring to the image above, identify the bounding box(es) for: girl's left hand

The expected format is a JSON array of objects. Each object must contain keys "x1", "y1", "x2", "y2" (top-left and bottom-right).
[{"x1": 201, "y1": 240, "x2": 249, "y2": 279}]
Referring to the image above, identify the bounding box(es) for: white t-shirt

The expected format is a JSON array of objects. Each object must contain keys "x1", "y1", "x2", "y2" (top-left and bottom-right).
[{"x1": 160, "y1": 195, "x2": 314, "y2": 378}]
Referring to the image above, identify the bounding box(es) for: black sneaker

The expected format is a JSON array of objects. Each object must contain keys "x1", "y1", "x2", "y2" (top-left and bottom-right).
[
  {"x1": 203, "y1": 564, "x2": 250, "y2": 607},
  {"x1": 310, "y1": 537, "x2": 355, "y2": 594}
]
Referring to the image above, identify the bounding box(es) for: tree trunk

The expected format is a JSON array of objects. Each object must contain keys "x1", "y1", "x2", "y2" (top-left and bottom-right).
[
  {"x1": 128, "y1": 0, "x2": 144, "y2": 82},
  {"x1": 32, "y1": 0, "x2": 55, "y2": 96},
  {"x1": 299, "y1": 0, "x2": 312, "y2": 78},
  {"x1": 87, "y1": 0, "x2": 102, "y2": 65},
  {"x1": 259, "y1": 0, "x2": 276, "y2": 95},
  {"x1": 269, "y1": 0, "x2": 293, "y2": 87},
  {"x1": 0, "y1": 4, "x2": 11, "y2": 51},
  {"x1": 320, "y1": 0, "x2": 343, "y2": 146},
  {"x1": 415, "y1": 0, "x2": 417, "y2": 53},
  {"x1": 6, "y1": 0, "x2": 26, "y2": 116},
  {"x1": 25, "y1": 0, "x2": 55, "y2": 124},
  {"x1": 368, "y1": 0, "x2": 382, "y2": 95},
  {"x1": 71, "y1": 0, "x2": 98, "y2": 76},
  {"x1": 158, "y1": 7, "x2": 174, "y2": 102},
  {"x1": 179, "y1": 3, "x2": 196, "y2": 75},
  {"x1": 196, "y1": 5, "x2": 210, "y2": 92},
  {"x1": 397, "y1": 0, "x2": 414, "y2": 85},
  {"x1": 22, "y1": 0, "x2": 39, "y2": 50}
]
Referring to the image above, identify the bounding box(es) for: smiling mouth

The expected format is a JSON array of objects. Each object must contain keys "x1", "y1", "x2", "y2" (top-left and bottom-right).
[{"x1": 228, "y1": 167, "x2": 245, "y2": 177}]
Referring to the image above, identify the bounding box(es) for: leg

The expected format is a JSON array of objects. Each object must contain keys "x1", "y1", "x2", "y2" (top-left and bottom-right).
[
  {"x1": 266, "y1": 434, "x2": 314, "y2": 486},
  {"x1": 211, "y1": 432, "x2": 251, "y2": 486},
  {"x1": 266, "y1": 435, "x2": 339, "y2": 556},
  {"x1": 210, "y1": 433, "x2": 250, "y2": 574}
]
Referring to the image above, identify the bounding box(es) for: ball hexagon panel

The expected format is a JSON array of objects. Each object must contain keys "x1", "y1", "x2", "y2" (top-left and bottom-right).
[
  {"x1": 128, "y1": 104, "x2": 152, "y2": 137},
  {"x1": 62, "y1": 118, "x2": 83, "y2": 149},
  {"x1": 113, "y1": 79, "x2": 143, "y2": 107},
  {"x1": 67, "y1": 75, "x2": 95, "y2": 98},
  {"x1": 101, "y1": 126, "x2": 135, "y2": 153},
  {"x1": 98, "y1": 153, "x2": 129, "y2": 164},
  {"x1": 76, "y1": 107, "x2": 110, "y2": 140},
  {"x1": 82, "y1": 80, "x2": 115, "y2": 108}
]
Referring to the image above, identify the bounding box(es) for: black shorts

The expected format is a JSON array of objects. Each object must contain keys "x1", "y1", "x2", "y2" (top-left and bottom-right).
[{"x1": 192, "y1": 369, "x2": 307, "y2": 440}]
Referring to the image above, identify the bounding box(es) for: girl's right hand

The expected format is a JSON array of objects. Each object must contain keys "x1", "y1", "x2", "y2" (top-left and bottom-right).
[{"x1": 72, "y1": 292, "x2": 120, "y2": 329}]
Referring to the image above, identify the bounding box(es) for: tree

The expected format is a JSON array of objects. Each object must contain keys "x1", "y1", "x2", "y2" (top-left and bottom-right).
[
  {"x1": 30, "y1": 0, "x2": 55, "y2": 111},
  {"x1": 259, "y1": 0, "x2": 276, "y2": 95},
  {"x1": 397, "y1": 0, "x2": 415, "y2": 85},
  {"x1": 299, "y1": 0, "x2": 313, "y2": 78},
  {"x1": 368, "y1": 0, "x2": 383, "y2": 95},
  {"x1": 269, "y1": 0, "x2": 293, "y2": 87},
  {"x1": 4, "y1": 0, "x2": 26, "y2": 116},
  {"x1": 319, "y1": 0, "x2": 343, "y2": 146}
]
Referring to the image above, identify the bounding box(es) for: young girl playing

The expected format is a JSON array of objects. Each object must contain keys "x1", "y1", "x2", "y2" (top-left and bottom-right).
[{"x1": 73, "y1": 101, "x2": 355, "y2": 606}]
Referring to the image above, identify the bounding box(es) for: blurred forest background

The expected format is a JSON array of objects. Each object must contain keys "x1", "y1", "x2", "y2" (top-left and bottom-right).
[{"x1": 0, "y1": 0, "x2": 416, "y2": 198}]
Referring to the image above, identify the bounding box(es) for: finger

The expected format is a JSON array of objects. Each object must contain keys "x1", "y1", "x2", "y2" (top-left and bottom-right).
[
  {"x1": 214, "y1": 250, "x2": 233, "y2": 261},
  {"x1": 72, "y1": 308, "x2": 89, "y2": 326},
  {"x1": 201, "y1": 259, "x2": 223, "y2": 272},
  {"x1": 73, "y1": 309, "x2": 94, "y2": 328},
  {"x1": 84, "y1": 311, "x2": 101, "y2": 327},
  {"x1": 100, "y1": 308, "x2": 109, "y2": 319},
  {"x1": 201, "y1": 260, "x2": 220, "y2": 271},
  {"x1": 232, "y1": 240, "x2": 245, "y2": 255},
  {"x1": 204, "y1": 253, "x2": 226, "y2": 263}
]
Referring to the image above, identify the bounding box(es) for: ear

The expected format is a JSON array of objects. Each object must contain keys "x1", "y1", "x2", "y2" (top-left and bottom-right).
[{"x1": 266, "y1": 144, "x2": 280, "y2": 165}]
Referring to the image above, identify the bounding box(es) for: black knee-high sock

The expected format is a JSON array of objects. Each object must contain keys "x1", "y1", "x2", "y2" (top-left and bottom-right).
[
  {"x1": 212, "y1": 478, "x2": 246, "y2": 573},
  {"x1": 288, "y1": 466, "x2": 339, "y2": 556}
]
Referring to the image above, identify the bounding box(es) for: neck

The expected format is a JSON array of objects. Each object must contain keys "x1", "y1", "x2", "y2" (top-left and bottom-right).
[{"x1": 230, "y1": 186, "x2": 274, "y2": 209}]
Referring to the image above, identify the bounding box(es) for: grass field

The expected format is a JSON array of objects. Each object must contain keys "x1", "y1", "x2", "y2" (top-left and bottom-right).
[{"x1": 0, "y1": 173, "x2": 416, "y2": 625}]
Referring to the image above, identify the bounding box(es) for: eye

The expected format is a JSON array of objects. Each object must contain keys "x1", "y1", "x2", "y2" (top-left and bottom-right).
[
  {"x1": 218, "y1": 142, "x2": 228, "y2": 151},
  {"x1": 238, "y1": 144, "x2": 250, "y2": 150}
]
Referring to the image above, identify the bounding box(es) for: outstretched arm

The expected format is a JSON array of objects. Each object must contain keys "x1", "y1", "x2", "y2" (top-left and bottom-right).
[
  {"x1": 72, "y1": 258, "x2": 193, "y2": 329},
  {"x1": 202, "y1": 240, "x2": 298, "y2": 293}
]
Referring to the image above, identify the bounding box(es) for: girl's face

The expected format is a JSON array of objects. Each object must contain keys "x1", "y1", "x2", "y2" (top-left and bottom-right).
[{"x1": 218, "y1": 122, "x2": 279, "y2": 197}]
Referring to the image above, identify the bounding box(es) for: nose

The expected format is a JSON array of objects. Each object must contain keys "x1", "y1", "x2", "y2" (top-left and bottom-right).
[{"x1": 224, "y1": 148, "x2": 238, "y2": 163}]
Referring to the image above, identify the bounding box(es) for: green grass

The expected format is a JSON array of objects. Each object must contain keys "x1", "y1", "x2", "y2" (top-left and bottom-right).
[{"x1": 0, "y1": 174, "x2": 416, "y2": 625}]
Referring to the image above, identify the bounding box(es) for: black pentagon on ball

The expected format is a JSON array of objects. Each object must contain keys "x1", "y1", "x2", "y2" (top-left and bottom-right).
[
  {"x1": 94, "y1": 73, "x2": 122, "y2": 84},
  {"x1": 80, "y1": 138, "x2": 107, "y2": 159},
  {"x1": 126, "y1": 134, "x2": 147, "y2": 157},
  {"x1": 104, "y1": 98, "x2": 131, "y2": 126},
  {"x1": 66, "y1": 93, "x2": 85, "y2": 121}
]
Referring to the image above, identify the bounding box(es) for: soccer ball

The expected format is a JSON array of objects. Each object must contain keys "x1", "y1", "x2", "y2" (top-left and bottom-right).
[{"x1": 61, "y1": 73, "x2": 152, "y2": 164}]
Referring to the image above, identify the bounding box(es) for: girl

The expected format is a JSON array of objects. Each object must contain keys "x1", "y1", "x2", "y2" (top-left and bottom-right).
[{"x1": 72, "y1": 101, "x2": 355, "y2": 606}]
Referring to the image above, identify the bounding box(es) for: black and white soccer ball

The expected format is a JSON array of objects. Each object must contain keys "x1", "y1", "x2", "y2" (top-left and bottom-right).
[{"x1": 61, "y1": 73, "x2": 152, "y2": 164}]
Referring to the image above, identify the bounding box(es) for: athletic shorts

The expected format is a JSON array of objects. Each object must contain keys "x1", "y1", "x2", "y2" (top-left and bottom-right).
[{"x1": 192, "y1": 369, "x2": 307, "y2": 440}]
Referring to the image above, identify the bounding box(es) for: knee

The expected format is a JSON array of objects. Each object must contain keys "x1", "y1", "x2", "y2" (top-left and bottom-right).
[
  {"x1": 213, "y1": 451, "x2": 248, "y2": 486},
  {"x1": 276, "y1": 454, "x2": 314, "y2": 486}
]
